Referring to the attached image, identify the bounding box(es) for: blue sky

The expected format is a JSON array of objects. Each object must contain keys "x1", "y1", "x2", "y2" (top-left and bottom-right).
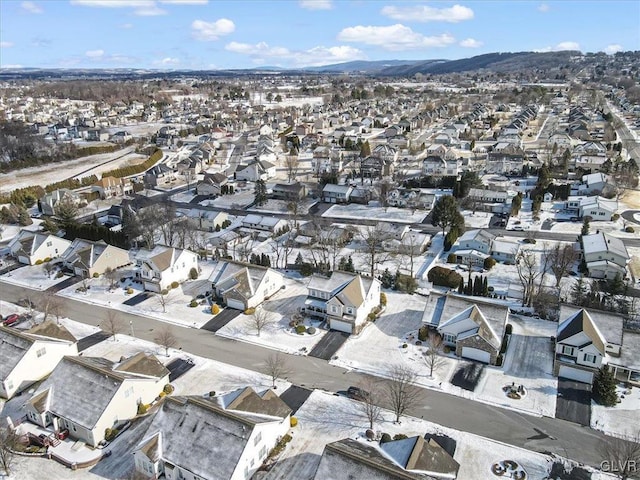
[{"x1": 0, "y1": 0, "x2": 638, "y2": 69}]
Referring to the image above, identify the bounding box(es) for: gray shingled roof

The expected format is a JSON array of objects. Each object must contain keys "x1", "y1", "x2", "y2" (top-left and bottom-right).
[{"x1": 0, "y1": 327, "x2": 34, "y2": 381}]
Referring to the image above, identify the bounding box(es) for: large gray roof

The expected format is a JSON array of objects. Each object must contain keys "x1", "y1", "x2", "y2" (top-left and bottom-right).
[{"x1": 0, "y1": 327, "x2": 34, "y2": 381}]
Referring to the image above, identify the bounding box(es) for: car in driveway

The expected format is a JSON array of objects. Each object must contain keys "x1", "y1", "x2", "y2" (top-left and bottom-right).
[
  {"x1": 346, "y1": 386, "x2": 370, "y2": 401},
  {"x1": 2, "y1": 314, "x2": 21, "y2": 326}
]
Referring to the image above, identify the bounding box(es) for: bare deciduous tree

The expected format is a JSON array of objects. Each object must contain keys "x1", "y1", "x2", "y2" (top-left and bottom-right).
[
  {"x1": 154, "y1": 326, "x2": 178, "y2": 356},
  {"x1": 284, "y1": 154, "x2": 299, "y2": 183},
  {"x1": 103, "y1": 311, "x2": 123, "y2": 341},
  {"x1": 548, "y1": 243, "x2": 579, "y2": 287},
  {"x1": 104, "y1": 267, "x2": 120, "y2": 291},
  {"x1": 48, "y1": 295, "x2": 66, "y2": 324},
  {"x1": 423, "y1": 332, "x2": 446, "y2": 377},
  {"x1": 0, "y1": 427, "x2": 18, "y2": 476},
  {"x1": 384, "y1": 364, "x2": 423, "y2": 423},
  {"x1": 357, "y1": 378, "x2": 383, "y2": 430},
  {"x1": 264, "y1": 353, "x2": 290, "y2": 389},
  {"x1": 157, "y1": 289, "x2": 170, "y2": 313},
  {"x1": 516, "y1": 249, "x2": 543, "y2": 307},
  {"x1": 602, "y1": 431, "x2": 640, "y2": 480},
  {"x1": 360, "y1": 225, "x2": 392, "y2": 278},
  {"x1": 38, "y1": 291, "x2": 58, "y2": 322},
  {"x1": 43, "y1": 261, "x2": 55, "y2": 278},
  {"x1": 246, "y1": 306, "x2": 275, "y2": 337}
]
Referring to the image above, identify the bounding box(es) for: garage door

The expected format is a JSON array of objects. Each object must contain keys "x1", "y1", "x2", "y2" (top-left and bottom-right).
[
  {"x1": 329, "y1": 319, "x2": 353, "y2": 334},
  {"x1": 226, "y1": 298, "x2": 246, "y2": 311},
  {"x1": 461, "y1": 347, "x2": 491, "y2": 364},
  {"x1": 558, "y1": 365, "x2": 593, "y2": 384}
]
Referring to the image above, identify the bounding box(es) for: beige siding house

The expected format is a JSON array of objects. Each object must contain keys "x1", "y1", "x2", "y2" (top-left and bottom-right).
[{"x1": 61, "y1": 238, "x2": 131, "y2": 278}]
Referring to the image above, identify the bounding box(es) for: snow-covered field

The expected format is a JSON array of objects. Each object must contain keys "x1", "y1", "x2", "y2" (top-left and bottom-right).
[
  {"x1": 323, "y1": 204, "x2": 428, "y2": 224},
  {"x1": 216, "y1": 276, "x2": 328, "y2": 355},
  {"x1": 248, "y1": 198, "x2": 318, "y2": 215},
  {"x1": 204, "y1": 190, "x2": 255, "y2": 209},
  {"x1": 0, "y1": 264, "x2": 71, "y2": 291},
  {"x1": 592, "y1": 382, "x2": 640, "y2": 439},
  {"x1": 462, "y1": 211, "x2": 493, "y2": 228},
  {"x1": 265, "y1": 390, "x2": 611, "y2": 480}
]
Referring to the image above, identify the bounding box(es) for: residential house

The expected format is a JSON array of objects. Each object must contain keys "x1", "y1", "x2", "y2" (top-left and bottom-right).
[
  {"x1": 581, "y1": 232, "x2": 630, "y2": 280},
  {"x1": 241, "y1": 214, "x2": 288, "y2": 233},
  {"x1": 133, "y1": 388, "x2": 291, "y2": 480},
  {"x1": 209, "y1": 260, "x2": 284, "y2": 310},
  {"x1": 303, "y1": 271, "x2": 381, "y2": 334},
  {"x1": 8, "y1": 230, "x2": 71, "y2": 265},
  {"x1": 422, "y1": 156, "x2": 459, "y2": 177},
  {"x1": 39, "y1": 188, "x2": 83, "y2": 216},
  {"x1": 144, "y1": 164, "x2": 176, "y2": 187},
  {"x1": 0, "y1": 322, "x2": 77, "y2": 399},
  {"x1": 60, "y1": 239, "x2": 130, "y2": 278},
  {"x1": 554, "y1": 305, "x2": 640, "y2": 385},
  {"x1": 235, "y1": 159, "x2": 276, "y2": 182},
  {"x1": 92, "y1": 176, "x2": 134, "y2": 199},
  {"x1": 196, "y1": 173, "x2": 229, "y2": 196},
  {"x1": 579, "y1": 196, "x2": 617, "y2": 221},
  {"x1": 271, "y1": 182, "x2": 307, "y2": 201},
  {"x1": 135, "y1": 245, "x2": 199, "y2": 293},
  {"x1": 489, "y1": 237, "x2": 520, "y2": 265},
  {"x1": 322, "y1": 184, "x2": 353, "y2": 204},
  {"x1": 314, "y1": 437, "x2": 459, "y2": 480},
  {"x1": 387, "y1": 189, "x2": 435, "y2": 210},
  {"x1": 24, "y1": 353, "x2": 170, "y2": 447},
  {"x1": 423, "y1": 293, "x2": 509, "y2": 365},
  {"x1": 571, "y1": 173, "x2": 611, "y2": 196},
  {"x1": 186, "y1": 209, "x2": 228, "y2": 233},
  {"x1": 451, "y1": 230, "x2": 495, "y2": 266}
]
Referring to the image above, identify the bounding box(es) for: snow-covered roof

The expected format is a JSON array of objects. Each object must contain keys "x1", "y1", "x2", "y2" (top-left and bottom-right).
[{"x1": 582, "y1": 232, "x2": 629, "y2": 260}]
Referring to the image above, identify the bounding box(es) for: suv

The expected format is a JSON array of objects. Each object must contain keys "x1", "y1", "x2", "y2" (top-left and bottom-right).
[{"x1": 346, "y1": 386, "x2": 370, "y2": 401}]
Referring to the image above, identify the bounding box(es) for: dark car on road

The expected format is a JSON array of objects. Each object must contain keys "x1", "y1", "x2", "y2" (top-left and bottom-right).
[{"x1": 347, "y1": 386, "x2": 370, "y2": 401}]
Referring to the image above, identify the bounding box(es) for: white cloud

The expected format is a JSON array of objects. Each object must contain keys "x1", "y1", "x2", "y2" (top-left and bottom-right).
[
  {"x1": 120, "y1": 23, "x2": 134, "y2": 29},
  {"x1": 604, "y1": 44, "x2": 623, "y2": 55},
  {"x1": 225, "y1": 41, "x2": 366, "y2": 67},
  {"x1": 0, "y1": 64, "x2": 23, "y2": 69},
  {"x1": 153, "y1": 57, "x2": 181, "y2": 66},
  {"x1": 536, "y1": 41, "x2": 581, "y2": 53},
  {"x1": 460, "y1": 38, "x2": 482, "y2": 48},
  {"x1": 338, "y1": 24, "x2": 455, "y2": 51},
  {"x1": 21, "y1": 1, "x2": 43, "y2": 14},
  {"x1": 85, "y1": 49, "x2": 105, "y2": 58},
  {"x1": 381, "y1": 4, "x2": 473, "y2": 23},
  {"x1": 191, "y1": 18, "x2": 235, "y2": 41},
  {"x1": 70, "y1": 1, "x2": 166, "y2": 16},
  {"x1": 299, "y1": 0, "x2": 332, "y2": 10},
  {"x1": 538, "y1": 3, "x2": 550, "y2": 12},
  {"x1": 0, "y1": 41, "x2": 14, "y2": 48}
]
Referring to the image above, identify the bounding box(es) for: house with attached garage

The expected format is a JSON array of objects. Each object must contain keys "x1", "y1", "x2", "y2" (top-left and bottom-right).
[
  {"x1": 208, "y1": 260, "x2": 284, "y2": 310},
  {"x1": 554, "y1": 305, "x2": 640, "y2": 385},
  {"x1": 8, "y1": 229, "x2": 71, "y2": 265},
  {"x1": 132, "y1": 388, "x2": 291, "y2": 480},
  {"x1": 578, "y1": 196, "x2": 617, "y2": 221},
  {"x1": 24, "y1": 353, "x2": 170, "y2": 447},
  {"x1": 322, "y1": 184, "x2": 353, "y2": 204},
  {"x1": 134, "y1": 245, "x2": 199, "y2": 293},
  {"x1": 195, "y1": 172, "x2": 228, "y2": 196},
  {"x1": 451, "y1": 229, "x2": 495, "y2": 266},
  {"x1": 423, "y1": 293, "x2": 509, "y2": 365},
  {"x1": 303, "y1": 271, "x2": 381, "y2": 334},
  {"x1": 581, "y1": 232, "x2": 629, "y2": 280},
  {"x1": 314, "y1": 436, "x2": 459, "y2": 480},
  {"x1": 60, "y1": 238, "x2": 131, "y2": 278},
  {"x1": 0, "y1": 322, "x2": 77, "y2": 399}
]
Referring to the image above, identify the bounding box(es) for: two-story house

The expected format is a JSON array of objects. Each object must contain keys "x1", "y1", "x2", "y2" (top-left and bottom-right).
[
  {"x1": 209, "y1": 260, "x2": 284, "y2": 310},
  {"x1": 422, "y1": 156, "x2": 459, "y2": 177},
  {"x1": 24, "y1": 353, "x2": 169, "y2": 447},
  {"x1": 322, "y1": 184, "x2": 353, "y2": 204},
  {"x1": 0, "y1": 322, "x2": 77, "y2": 399},
  {"x1": 581, "y1": 232, "x2": 630, "y2": 280},
  {"x1": 303, "y1": 271, "x2": 381, "y2": 334},
  {"x1": 39, "y1": 189, "x2": 83, "y2": 216},
  {"x1": 135, "y1": 246, "x2": 199, "y2": 292},
  {"x1": 133, "y1": 388, "x2": 291, "y2": 480},
  {"x1": 60, "y1": 238, "x2": 131, "y2": 278},
  {"x1": 195, "y1": 172, "x2": 228, "y2": 197},
  {"x1": 91, "y1": 176, "x2": 134, "y2": 199},
  {"x1": 578, "y1": 196, "x2": 617, "y2": 222},
  {"x1": 8, "y1": 230, "x2": 71, "y2": 266},
  {"x1": 451, "y1": 230, "x2": 495, "y2": 266}
]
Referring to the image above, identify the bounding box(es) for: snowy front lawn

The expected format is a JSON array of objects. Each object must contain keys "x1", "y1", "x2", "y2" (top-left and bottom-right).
[
  {"x1": 0, "y1": 263, "x2": 71, "y2": 291},
  {"x1": 215, "y1": 277, "x2": 328, "y2": 355},
  {"x1": 592, "y1": 383, "x2": 640, "y2": 439},
  {"x1": 322, "y1": 204, "x2": 427, "y2": 224}
]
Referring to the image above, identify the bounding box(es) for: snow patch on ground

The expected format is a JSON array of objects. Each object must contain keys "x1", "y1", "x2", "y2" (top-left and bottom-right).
[
  {"x1": 592, "y1": 382, "x2": 640, "y2": 439},
  {"x1": 322, "y1": 204, "x2": 427, "y2": 224},
  {"x1": 0, "y1": 264, "x2": 70, "y2": 291}
]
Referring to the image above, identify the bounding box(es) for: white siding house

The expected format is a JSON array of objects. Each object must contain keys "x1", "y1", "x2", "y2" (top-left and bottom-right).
[
  {"x1": 135, "y1": 246, "x2": 199, "y2": 292},
  {"x1": 8, "y1": 230, "x2": 71, "y2": 265}
]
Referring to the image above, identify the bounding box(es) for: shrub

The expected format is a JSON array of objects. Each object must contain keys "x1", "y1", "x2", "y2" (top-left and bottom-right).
[
  {"x1": 189, "y1": 299, "x2": 198, "y2": 308},
  {"x1": 35, "y1": 259, "x2": 43, "y2": 265},
  {"x1": 295, "y1": 325, "x2": 306, "y2": 334},
  {"x1": 393, "y1": 434, "x2": 408, "y2": 440},
  {"x1": 443, "y1": 345, "x2": 451, "y2": 354},
  {"x1": 505, "y1": 324, "x2": 513, "y2": 335},
  {"x1": 496, "y1": 354, "x2": 503, "y2": 367},
  {"x1": 56, "y1": 271, "x2": 63, "y2": 278},
  {"x1": 290, "y1": 417, "x2": 298, "y2": 427},
  {"x1": 93, "y1": 272, "x2": 100, "y2": 278},
  {"x1": 626, "y1": 226, "x2": 635, "y2": 233},
  {"x1": 380, "y1": 292, "x2": 387, "y2": 306},
  {"x1": 483, "y1": 257, "x2": 497, "y2": 270},
  {"x1": 402, "y1": 343, "x2": 408, "y2": 349},
  {"x1": 367, "y1": 312, "x2": 376, "y2": 321},
  {"x1": 427, "y1": 266, "x2": 463, "y2": 289},
  {"x1": 44, "y1": 257, "x2": 52, "y2": 262},
  {"x1": 488, "y1": 286, "x2": 494, "y2": 292},
  {"x1": 415, "y1": 340, "x2": 422, "y2": 346},
  {"x1": 104, "y1": 428, "x2": 119, "y2": 441},
  {"x1": 289, "y1": 320, "x2": 298, "y2": 327},
  {"x1": 158, "y1": 391, "x2": 166, "y2": 398},
  {"x1": 418, "y1": 326, "x2": 429, "y2": 341},
  {"x1": 137, "y1": 403, "x2": 149, "y2": 415},
  {"x1": 126, "y1": 287, "x2": 133, "y2": 295},
  {"x1": 365, "y1": 429, "x2": 375, "y2": 440},
  {"x1": 163, "y1": 384, "x2": 174, "y2": 394},
  {"x1": 211, "y1": 304, "x2": 220, "y2": 315},
  {"x1": 161, "y1": 289, "x2": 169, "y2": 296},
  {"x1": 447, "y1": 253, "x2": 457, "y2": 263},
  {"x1": 189, "y1": 267, "x2": 198, "y2": 280},
  {"x1": 244, "y1": 307, "x2": 256, "y2": 315},
  {"x1": 394, "y1": 273, "x2": 418, "y2": 294},
  {"x1": 612, "y1": 213, "x2": 620, "y2": 221},
  {"x1": 209, "y1": 391, "x2": 216, "y2": 397},
  {"x1": 171, "y1": 281, "x2": 179, "y2": 289},
  {"x1": 380, "y1": 433, "x2": 392, "y2": 444},
  {"x1": 306, "y1": 326, "x2": 316, "y2": 334},
  {"x1": 269, "y1": 434, "x2": 293, "y2": 457}
]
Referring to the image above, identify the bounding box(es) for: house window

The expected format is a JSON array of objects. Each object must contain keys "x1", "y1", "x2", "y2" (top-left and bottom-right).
[
  {"x1": 583, "y1": 353, "x2": 597, "y2": 363},
  {"x1": 443, "y1": 333, "x2": 456, "y2": 344},
  {"x1": 36, "y1": 347, "x2": 46, "y2": 357},
  {"x1": 254, "y1": 431, "x2": 262, "y2": 446},
  {"x1": 330, "y1": 305, "x2": 338, "y2": 314},
  {"x1": 561, "y1": 345, "x2": 575, "y2": 356},
  {"x1": 6, "y1": 380, "x2": 13, "y2": 390},
  {"x1": 47, "y1": 241, "x2": 52, "y2": 247}
]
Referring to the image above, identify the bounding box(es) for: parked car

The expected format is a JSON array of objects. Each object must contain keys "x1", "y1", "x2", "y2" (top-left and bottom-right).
[
  {"x1": 346, "y1": 386, "x2": 370, "y2": 401},
  {"x1": 3, "y1": 314, "x2": 21, "y2": 327}
]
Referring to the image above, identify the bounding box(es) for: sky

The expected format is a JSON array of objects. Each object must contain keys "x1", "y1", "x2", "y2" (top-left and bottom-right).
[{"x1": 0, "y1": 0, "x2": 638, "y2": 70}]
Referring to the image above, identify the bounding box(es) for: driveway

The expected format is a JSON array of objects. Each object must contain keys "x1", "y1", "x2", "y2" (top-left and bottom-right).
[
  {"x1": 555, "y1": 379, "x2": 591, "y2": 426},
  {"x1": 505, "y1": 334, "x2": 554, "y2": 378},
  {"x1": 450, "y1": 362, "x2": 485, "y2": 391},
  {"x1": 45, "y1": 275, "x2": 83, "y2": 293},
  {"x1": 279, "y1": 386, "x2": 313, "y2": 414},
  {"x1": 123, "y1": 292, "x2": 153, "y2": 306},
  {"x1": 201, "y1": 308, "x2": 241, "y2": 333},
  {"x1": 308, "y1": 331, "x2": 349, "y2": 360},
  {"x1": 167, "y1": 357, "x2": 196, "y2": 382},
  {"x1": 77, "y1": 331, "x2": 111, "y2": 352}
]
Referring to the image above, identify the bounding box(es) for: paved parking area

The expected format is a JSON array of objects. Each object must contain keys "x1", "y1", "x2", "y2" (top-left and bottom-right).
[
  {"x1": 308, "y1": 331, "x2": 349, "y2": 360},
  {"x1": 201, "y1": 308, "x2": 241, "y2": 332},
  {"x1": 77, "y1": 331, "x2": 111, "y2": 352},
  {"x1": 167, "y1": 358, "x2": 196, "y2": 381},
  {"x1": 123, "y1": 292, "x2": 153, "y2": 306},
  {"x1": 505, "y1": 334, "x2": 553, "y2": 378},
  {"x1": 279, "y1": 386, "x2": 313, "y2": 414},
  {"x1": 450, "y1": 362, "x2": 485, "y2": 392},
  {"x1": 556, "y1": 379, "x2": 591, "y2": 426}
]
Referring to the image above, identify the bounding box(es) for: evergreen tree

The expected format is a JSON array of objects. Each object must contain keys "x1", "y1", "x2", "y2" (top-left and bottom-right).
[
  {"x1": 458, "y1": 278, "x2": 464, "y2": 294},
  {"x1": 581, "y1": 217, "x2": 590, "y2": 236},
  {"x1": 465, "y1": 276, "x2": 473, "y2": 295},
  {"x1": 295, "y1": 252, "x2": 304, "y2": 265},
  {"x1": 592, "y1": 365, "x2": 618, "y2": 407},
  {"x1": 338, "y1": 257, "x2": 347, "y2": 270},
  {"x1": 482, "y1": 276, "x2": 489, "y2": 296},
  {"x1": 254, "y1": 179, "x2": 268, "y2": 206},
  {"x1": 345, "y1": 255, "x2": 355, "y2": 273},
  {"x1": 379, "y1": 268, "x2": 394, "y2": 289},
  {"x1": 571, "y1": 277, "x2": 588, "y2": 306},
  {"x1": 473, "y1": 276, "x2": 481, "y2": 296}
]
